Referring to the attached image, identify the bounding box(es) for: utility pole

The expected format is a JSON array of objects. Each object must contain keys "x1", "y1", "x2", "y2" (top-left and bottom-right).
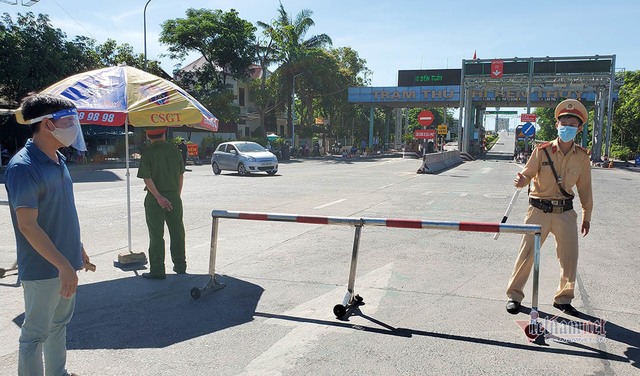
[{"x1": 143, "y1": 0, "x2": 152, "y2": 71}]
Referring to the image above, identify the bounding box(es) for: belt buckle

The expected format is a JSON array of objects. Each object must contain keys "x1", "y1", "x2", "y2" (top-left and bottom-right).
[
  {"x1": 552, "y1": 206, "x2": 563, "y2": 214},
  {"x1": 551, "y1": 200, "x2": 560, "y2": 206}
]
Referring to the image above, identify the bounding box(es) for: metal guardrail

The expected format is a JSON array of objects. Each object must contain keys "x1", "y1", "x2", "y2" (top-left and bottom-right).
[{"x1": 193, "y1": 210, "x2": 542, "y2": 335}]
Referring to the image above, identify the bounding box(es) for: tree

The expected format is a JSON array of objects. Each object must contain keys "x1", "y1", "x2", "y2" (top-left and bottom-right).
[
  {"x1": 612, "y1": 70, "x2": 640, "y2": 155},
  {"x1": 0, "y1": 13, "x2": 164, "y2": 106},
  {"x1": 253, "y1": 17, "x2": 280, "y2": 136},
  {"x1": 0, "y1": 12, "x2": 99, "y2": 105},
  {"x1": 95, "y1": 38, "x2": 164, "y2": 77},
  {"x1": 262, "y1": 3, "x2": 332, "y2": 140},
  {"x1": 534, "y1": 107, "x2": 557, "y2": 141},
  {"x1": 160, "y1": 8, "x2": 256, "y2": 87},
  {"x1": 159, "y1": 8, "x2": 256, "y2": 124},
  {"x1": 323, "y1": 47, "x2": 371, "y2": 140}
]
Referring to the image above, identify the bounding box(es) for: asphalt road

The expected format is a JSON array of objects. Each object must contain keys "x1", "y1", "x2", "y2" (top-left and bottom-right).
[{"x1": 1, "y1": 140, "x2": 639, "y2": 375}]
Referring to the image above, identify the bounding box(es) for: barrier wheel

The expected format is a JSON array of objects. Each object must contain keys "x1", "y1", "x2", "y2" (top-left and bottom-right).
[
  {"x1": 190, "y1": 287, "x2": 202, "y2": 300},
  {"x1": 355, "y1": 295, "x2": 363, "y2": 303},
  {"x1": 0, "y1": 268, "x2": 6, "y2": 278},
  {"x1": 524, "y1": 323, "x2": 544, "y2": 340},
  {"x1": 333, "y1": 304, "x2": 347, "y2": 318}
]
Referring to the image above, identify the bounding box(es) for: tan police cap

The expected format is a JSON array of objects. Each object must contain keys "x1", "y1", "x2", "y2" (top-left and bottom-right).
[{"x1": 555, "y1": 99, "x2": 588, "y2": 125}]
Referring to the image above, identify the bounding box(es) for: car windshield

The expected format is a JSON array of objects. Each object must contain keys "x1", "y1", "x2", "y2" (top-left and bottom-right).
[{"x1": 237, "y1": 143, "x2": 265, "y2": 153}]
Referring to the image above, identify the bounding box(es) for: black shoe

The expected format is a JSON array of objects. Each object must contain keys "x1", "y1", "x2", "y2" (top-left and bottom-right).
[
  {"x1": 553, "y1": 302, "x2": 579, "y2": 316},
  {"x1": 173, "y1": 266, "x2": 186, "y2": 275},
  {"x1": 506, "y1": 299, "x2": 521, "y2": 314},
  {"x1": 142, "y1": 272, "x2": 166, "y2": 280}
]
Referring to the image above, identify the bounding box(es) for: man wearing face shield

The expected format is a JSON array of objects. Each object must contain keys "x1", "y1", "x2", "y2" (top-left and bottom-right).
[
  {"x1": 5, "y1": 93, "x2": 93, "y2": 376},
  {"x1": 505, "y1": 99, "x2": 593, "y2": 317}
]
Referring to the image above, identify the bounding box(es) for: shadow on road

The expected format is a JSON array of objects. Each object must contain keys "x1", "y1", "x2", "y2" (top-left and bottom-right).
[
  {"x1": 12, "y1": 274, "x2": 263, "y2": 349},
  {"x1": 70, "y1": 170, "x2": 124, "y2": 183},
  {"x1": 254, "y1": 304, "x2": 636, "y2": 367}
]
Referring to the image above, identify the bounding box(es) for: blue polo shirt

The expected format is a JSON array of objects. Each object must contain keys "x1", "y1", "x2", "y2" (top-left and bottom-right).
[{"x1": 5, "y1": 140, "x2": 83, "y2": 281}]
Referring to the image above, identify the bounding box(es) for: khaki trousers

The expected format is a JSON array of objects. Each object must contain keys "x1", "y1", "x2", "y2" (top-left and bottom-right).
[{"x1": 506, "y1": 206, "x2": 579, "y2": 305}]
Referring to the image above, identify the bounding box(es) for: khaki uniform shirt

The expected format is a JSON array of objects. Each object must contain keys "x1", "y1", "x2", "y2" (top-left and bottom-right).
[{"x1": 520, "y1": 138, "x2": 593, "y2": 222}]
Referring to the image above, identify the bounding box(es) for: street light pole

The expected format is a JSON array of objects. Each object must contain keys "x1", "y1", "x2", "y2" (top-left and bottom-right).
[
  {"x1": 143, "y1": 0, "x2": 152, "y2": 71},
  {"x1": 291, "y1": 73, "x2": 302, "y2": 147}
]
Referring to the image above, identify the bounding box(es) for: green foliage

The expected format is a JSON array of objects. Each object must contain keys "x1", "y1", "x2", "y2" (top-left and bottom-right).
[
  {"x1": 534, "y1": 107, "x2": 557, "y2": 141},
  {"x1": 160, "y1": 9, "x2": 256, "y2": 125},
  {"x1": 199, "y1": 135, "x2": 225, "y2": 158},
  {"x1": 160, "y1": 8, "x2": 256, "y2": 86},
  {"x1": 261, "y1": 3, "x2": 332, "y2": 137},
  {"x1": 485, "y1": 133, "x2": 499, "y2": 150},
  {"x1": 610, "y1": 144, "x2": 634, "y2": 161},
  {"x1": 613, "y1": 70, "x2": 640, "y2": 154},
  {"x1": 0, "y1": 12, "x2": 164, "y2": 105},
  {"x1": 0, "y1": 13, "x2": 96, "y2": 104}
]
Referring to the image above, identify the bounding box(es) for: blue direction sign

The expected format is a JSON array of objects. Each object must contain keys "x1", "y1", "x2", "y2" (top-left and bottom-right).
[{"x1": 522, "y1": 122, "x2": 535, "y2": 137}]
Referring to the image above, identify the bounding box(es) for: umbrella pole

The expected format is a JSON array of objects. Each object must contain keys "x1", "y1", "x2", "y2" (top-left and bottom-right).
[
  {"x1": 115, "y1": 117, "x2": 148, "y2": 267},
  {"x1": 125, "y1": 119, "x2": 132, "y2": 253}
]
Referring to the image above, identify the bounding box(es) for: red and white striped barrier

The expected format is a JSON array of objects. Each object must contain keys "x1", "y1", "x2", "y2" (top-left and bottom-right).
[
  {"x1": 194, "y1": 209, "x2": 542, "y2": 335},
  {"x1": 212, "y1": 210, "x2": 541, "y2": 235}
]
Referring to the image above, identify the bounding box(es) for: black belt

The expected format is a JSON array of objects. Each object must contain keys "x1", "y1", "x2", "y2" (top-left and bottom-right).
[{"x1": 529, "y1": 198, "x2": 573, "y2": 214}]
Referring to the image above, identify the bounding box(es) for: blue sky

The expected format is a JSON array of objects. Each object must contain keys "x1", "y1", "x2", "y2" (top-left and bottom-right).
[{"x1": 2, "y1": 0, "x2": 638, "y2": 88}]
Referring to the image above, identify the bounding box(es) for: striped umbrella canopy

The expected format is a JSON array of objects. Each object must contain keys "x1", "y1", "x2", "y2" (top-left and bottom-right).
[
  {"x1": 17, "y1": 65, "x2": 218, "y2": 130},
  {"x1": 16, "y1": 65, "x2": 219, "y2": 256}
]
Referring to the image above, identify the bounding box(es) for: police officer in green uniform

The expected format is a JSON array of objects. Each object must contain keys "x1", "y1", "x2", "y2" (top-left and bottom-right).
[{"x1": 137, "y1": 127, "x2": 186, "y2": 279}]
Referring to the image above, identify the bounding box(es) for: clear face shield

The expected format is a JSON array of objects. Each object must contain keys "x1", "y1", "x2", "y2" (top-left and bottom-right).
[{"x1": 29, "y1": 108, "x2": 87, "y2": 151}]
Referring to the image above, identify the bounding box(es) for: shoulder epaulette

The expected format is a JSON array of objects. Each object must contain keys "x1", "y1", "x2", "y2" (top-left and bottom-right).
[
  {"x1": 537, "y1": 142, "x2": 552, "y2": 149},
  {"x1": 576, "y1": 145, "x2": 591, "y2": 155}
]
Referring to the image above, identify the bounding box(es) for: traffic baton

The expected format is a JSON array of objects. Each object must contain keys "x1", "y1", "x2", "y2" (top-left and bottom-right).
[{"x1": 494, "y1": 188, "x2": 522, "y2": 240}]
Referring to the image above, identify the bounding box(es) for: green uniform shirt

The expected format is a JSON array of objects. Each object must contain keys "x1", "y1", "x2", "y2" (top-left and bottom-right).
[{"x1": 137, "y1": 140, "x2": 185, "y2": 192}]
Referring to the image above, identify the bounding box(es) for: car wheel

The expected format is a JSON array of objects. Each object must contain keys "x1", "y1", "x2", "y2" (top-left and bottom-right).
[
  {"x1": 266, "y1": 170, "x2": 277, "y2": 176},
  {"x1": 212, "y1": 162, "x2": 221, "y2": 175},
  {"x1": 237, "y1": 163, "x2": 249, "y2": 176}
]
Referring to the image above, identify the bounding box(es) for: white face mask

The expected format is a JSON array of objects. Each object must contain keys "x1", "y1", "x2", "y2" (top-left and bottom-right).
[
  {"x1": 30, "y1": 108, "x2": 85, "y2": 150},
  {"x1": 50, "y1": 123, "x2": 80, "y2": 147}
]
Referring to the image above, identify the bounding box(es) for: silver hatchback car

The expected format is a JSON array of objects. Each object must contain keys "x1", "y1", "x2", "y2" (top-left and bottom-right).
[{"x1": 211, "y1": 141, "x2": 278, "y2": 176}]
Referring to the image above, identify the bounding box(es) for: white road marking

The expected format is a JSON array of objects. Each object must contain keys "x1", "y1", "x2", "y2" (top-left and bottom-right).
[
  {"x1": 243, "y1": 263, "x2": 394, "y2": 375},
  {"x1": 483, "y1": 193, "x2": 508, "y2": 199},
  {"x1": 313, "y1": 199, "x2": 346, "y2": 209},
  {"x1": 422, "y1": 191, "x2": 432, "y2": 196},
  {"x1": 459, "y1": 192, "x2": 468, "y2": 197},
  {"x1": 378, "y1": 183, "x2": 394, "y2": 189},
  {"x1": 362, "y1": 159, "x2": 407, "y2": 168},
  {"x1": 481, "y1": 167, "x2": 493, "y2": 174}
]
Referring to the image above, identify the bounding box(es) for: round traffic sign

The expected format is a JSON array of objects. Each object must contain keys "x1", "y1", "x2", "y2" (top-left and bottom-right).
[
  {"x1": 522, "y1": 122, "x2": 535, "y2": 137},
  {"x1": 417, "y1": 110, "x2": 434, "y2": 127}
]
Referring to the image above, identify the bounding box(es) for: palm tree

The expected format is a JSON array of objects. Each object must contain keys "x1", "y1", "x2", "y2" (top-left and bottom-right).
[{"x1": 261, "y1": 3, "x2": 332, "y2": 141}]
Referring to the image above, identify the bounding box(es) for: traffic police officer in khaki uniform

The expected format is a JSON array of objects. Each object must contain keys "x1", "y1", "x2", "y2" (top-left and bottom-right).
[{"x1": 506, "y1": 99, "x2": 593, "y2": 316}]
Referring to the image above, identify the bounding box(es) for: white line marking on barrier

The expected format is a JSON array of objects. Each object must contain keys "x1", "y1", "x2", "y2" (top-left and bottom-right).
[
  {"x1": 243, "y1": 263, "x2": 394, "y2": 375},
  {"x1": 313, "y1": 199, "x2": 346, "y2": 210}
]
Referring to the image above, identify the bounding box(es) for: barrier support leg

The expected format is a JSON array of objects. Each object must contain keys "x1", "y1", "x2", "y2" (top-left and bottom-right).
[
  {"x1": 333, "y1": 223, "x2": 364, "y2": 318},
  {"x1": 531, "y1": 232, "x2": 541, "y2": 313},
  {"x1": 190, "y1": 216, "x2": 226, "y2": 299},
  {"x1": 524, "y1": 232, "x2": 543, "y2": 341}
]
